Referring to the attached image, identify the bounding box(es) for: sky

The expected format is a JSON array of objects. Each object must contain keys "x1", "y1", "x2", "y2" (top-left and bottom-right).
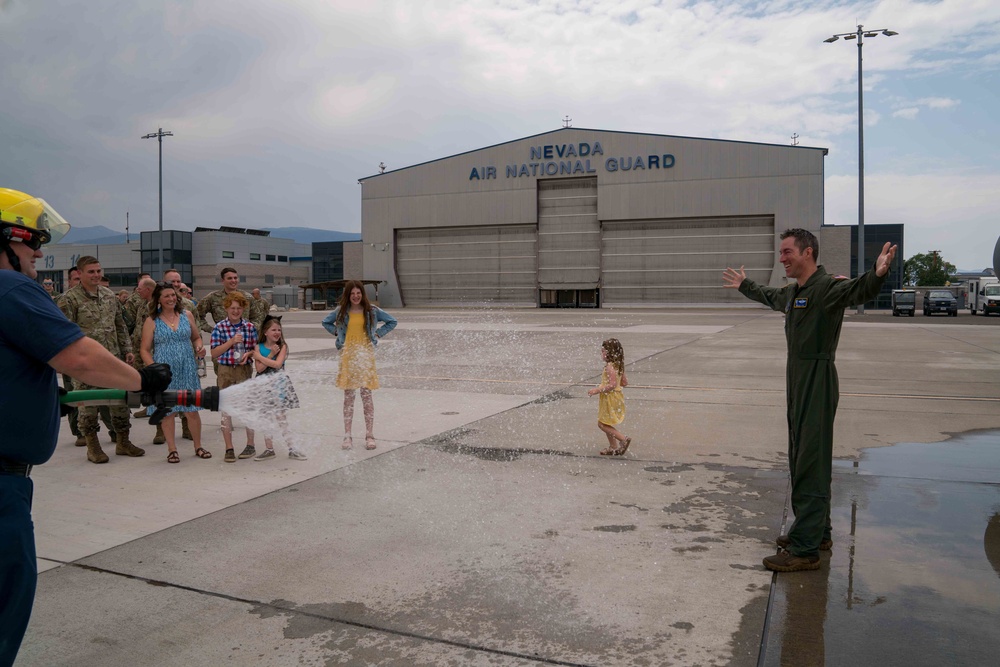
[{"x1": 1, "y1": 0, "x2": 998, "y2": 271}]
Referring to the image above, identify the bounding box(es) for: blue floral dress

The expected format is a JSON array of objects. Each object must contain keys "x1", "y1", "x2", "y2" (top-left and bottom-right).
[{"x1": 147, "y1": 313, "x2": 202, "y2": 414}]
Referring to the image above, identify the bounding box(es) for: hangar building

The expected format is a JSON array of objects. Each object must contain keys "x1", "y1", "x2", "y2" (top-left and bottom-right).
[{"x1": 359, "y1": 127, "x2": 828, "y2": 308}]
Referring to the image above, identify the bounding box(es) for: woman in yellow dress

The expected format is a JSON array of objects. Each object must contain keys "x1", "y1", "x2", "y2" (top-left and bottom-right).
[
  {"x1": 321, "y1": 281, "x2": 397, "y2": 450},
  {"x1": 587, "y1": 338, "x2": 632, "y2": 456}
]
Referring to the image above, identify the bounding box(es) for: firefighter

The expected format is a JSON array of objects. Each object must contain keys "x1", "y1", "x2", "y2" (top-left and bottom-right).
[{"x1": 0, "y1": 188, "x2": 171, "y2": 664}]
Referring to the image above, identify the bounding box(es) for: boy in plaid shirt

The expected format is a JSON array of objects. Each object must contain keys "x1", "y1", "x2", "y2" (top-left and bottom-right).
[{"x1": 210, "y1": 292, "x2": 258, "y2": 462}]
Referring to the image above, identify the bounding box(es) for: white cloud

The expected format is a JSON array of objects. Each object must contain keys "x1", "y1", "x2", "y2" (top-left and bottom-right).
[
  {"x1": 826, "y1": 170, "x2": 1000, "y2": 269},
  {"x1": 1, "y1": 0, "x2": 998, "y2": 248}
]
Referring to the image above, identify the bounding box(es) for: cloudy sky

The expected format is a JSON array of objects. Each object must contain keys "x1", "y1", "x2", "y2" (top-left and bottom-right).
[{"x1": 2, "y1": 0, "x2": 998, "y2": 270}]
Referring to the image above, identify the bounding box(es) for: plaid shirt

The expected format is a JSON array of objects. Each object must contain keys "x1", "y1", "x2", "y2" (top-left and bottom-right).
[{"x1": 210, "y1": 318, "x2": 258, "y2": 366}]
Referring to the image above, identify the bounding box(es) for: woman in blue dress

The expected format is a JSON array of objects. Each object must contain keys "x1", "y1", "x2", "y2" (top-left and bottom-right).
[{"x1": 139, "y1": 282, "x2": 211, "y2": 463}]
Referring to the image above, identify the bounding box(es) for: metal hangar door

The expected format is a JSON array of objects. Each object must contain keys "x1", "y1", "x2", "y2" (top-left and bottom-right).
[
  {"x1": 601, "y1": 215, "x2": 775, "y2": 304},
  {"x1": 537, "y1": 177, "x2": 600, "y2": 307},
  {"x1": 395, "y1": 225, "x2": 537, "y2": 306}
]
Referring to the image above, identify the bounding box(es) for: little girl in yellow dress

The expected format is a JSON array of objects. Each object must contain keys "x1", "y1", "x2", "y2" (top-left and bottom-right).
[{"x1": 587, "y1": 338, "x2": 632, "y2": 456}]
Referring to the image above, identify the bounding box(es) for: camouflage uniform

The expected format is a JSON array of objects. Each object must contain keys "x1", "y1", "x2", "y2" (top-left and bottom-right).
[
  {"x1": 130, "y1": 298, "x2": 152, "y2": 370},
  {"x1": 197, "y1": 289, "x2": 266, "y2": 333},
  {"x1": 254, "y1": 296, "x2": 271, "y2": 318},
  {"x1": 122, "y1": 289, "x2": 147, "y2": 336},
  {"x1": 59, "y1": 285, "x2": 133, "y2": 436}
]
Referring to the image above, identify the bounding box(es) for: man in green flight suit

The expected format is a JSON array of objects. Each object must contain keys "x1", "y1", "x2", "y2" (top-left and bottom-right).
[{"x1": 723, "y1": 228, "x2": 897, "y2": 572}]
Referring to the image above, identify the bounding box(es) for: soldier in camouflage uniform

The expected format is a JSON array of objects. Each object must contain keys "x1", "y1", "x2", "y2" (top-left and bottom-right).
[
  {"x1": 198, "y1": 267, "x2": 266, "y2": 333},
  {"x1": 57, "y1": 266, "x2": 113, "y2": 446},
  {"x1": 163, "y1": 269, "x2": 204, "y2": 440},
  {"x1": 251, "y1": 288, "x2": 271, "y2": 318},
  {"x1": 125, "y1": 277, "x2": 170, "y2": 444},
  {"x1": 59, "y1": 256, "x2": 145, "y2": 463},
  {"x1": 197, "y1": 268, "x2": 266, "y2": 376},
  {"x1": 122, "y1": 277, "x2": 156, "y2": 337}
]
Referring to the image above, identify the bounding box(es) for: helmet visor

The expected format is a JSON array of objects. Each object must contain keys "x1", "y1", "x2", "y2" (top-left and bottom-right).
[{"x1": 0, "y1": 195, "x2": 71, "y2": 244}]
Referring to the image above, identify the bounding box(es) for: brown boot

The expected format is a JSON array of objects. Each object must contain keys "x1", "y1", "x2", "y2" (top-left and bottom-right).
[
  {"x1": 133, "y1": 408, "x2": 147, "y2": 418},
  {"x1": 74, "y1": 435, "x2": 87, "y2": 447},
  {"x1": 181, "y1": 414, "x2": 193, "y2": 441},
  {"x1": 115, "y1": 430, "x2": 146, "y2": 457},
  {"x1": 85, "y1": 433, "x2": 109, "y2": 464},
  {"x1": 153, "y1": 424, "x2": 166, "y2": 445}
]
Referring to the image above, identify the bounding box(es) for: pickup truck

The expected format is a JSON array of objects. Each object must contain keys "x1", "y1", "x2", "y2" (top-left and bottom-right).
[{"x1": 923, "y1": 290, "x2": 958, "y2": 317}]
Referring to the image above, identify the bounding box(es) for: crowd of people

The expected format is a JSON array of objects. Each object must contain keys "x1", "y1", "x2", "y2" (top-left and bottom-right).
[
  {"x1": 47, "y1": 261, "x2": 401, "y2": 466},
  {"x1": 3, "y1": 185, "x2": 900, "y2": 665}
]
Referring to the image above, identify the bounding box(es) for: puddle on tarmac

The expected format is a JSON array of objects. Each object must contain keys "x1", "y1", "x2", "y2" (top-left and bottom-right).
[
  {"x1": 833, "y1": 429, "x2": 1000, "y2": 484},
  {"x1": 763, "y1": 430, "x2": 1000, "y2": 666}
]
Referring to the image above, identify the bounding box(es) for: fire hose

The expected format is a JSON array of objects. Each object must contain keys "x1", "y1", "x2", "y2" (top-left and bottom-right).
[{"x1": 60, "y1": 388, "x2": 220, "y2": 426}]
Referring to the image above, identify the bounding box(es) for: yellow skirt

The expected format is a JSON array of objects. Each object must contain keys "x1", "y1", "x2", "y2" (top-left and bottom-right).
[{"x1": 598, "y1": 389, "x2": 625, "y2": 425}]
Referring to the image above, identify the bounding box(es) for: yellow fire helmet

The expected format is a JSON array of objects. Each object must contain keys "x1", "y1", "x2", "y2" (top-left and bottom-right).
[{"x1": 0, "y1": 187, "x2": 72, "y2": 245}]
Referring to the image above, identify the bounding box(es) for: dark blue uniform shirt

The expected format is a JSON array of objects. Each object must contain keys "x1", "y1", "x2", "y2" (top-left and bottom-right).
[{"x1": 0, "y1": 271, "x2": 83, "y2": 465}]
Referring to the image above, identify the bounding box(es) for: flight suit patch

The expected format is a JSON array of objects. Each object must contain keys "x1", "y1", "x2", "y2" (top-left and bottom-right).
[{"x1": 794, "y1": 298, "x2": 808, "y2": 308}]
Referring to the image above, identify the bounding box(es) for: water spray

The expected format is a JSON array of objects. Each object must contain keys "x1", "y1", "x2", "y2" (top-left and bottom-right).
[{"x1": 60, "y1": 388, "x2": 220, "y2": 425}]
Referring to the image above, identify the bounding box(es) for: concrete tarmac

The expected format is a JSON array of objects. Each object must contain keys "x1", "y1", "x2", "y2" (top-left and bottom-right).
[{"x1": 17, "y1": 307, "x2": 1000, "y2": 666}]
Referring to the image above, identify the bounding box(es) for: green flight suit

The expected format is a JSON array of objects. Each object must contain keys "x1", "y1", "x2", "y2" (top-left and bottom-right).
[{"x1": 739, "y1": 264, "x2": 887, "y2": 558}]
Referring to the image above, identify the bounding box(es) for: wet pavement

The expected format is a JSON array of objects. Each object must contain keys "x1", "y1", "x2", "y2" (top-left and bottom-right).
[
  {"x1": 763, "y1": 431, "x2": 1000, "y2": 665},
  {"x1": 16, "y1": 308, "x2": 1000, "y2": 666}
]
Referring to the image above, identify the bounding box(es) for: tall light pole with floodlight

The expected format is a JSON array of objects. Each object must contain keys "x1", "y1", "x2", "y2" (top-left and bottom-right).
[
  {"x1": 141, "y1": 127, "x2": 174, "y2": 274},
  {"x1": 824, "y1": 25, "x2": 897, "y2": 314}
]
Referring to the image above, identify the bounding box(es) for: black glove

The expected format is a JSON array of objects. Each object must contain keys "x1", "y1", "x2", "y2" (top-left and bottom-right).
[
  {"x1": 58, "y1": 386, "x2": 73, "y2": 417},
  {"x1": 138, "y1": 363, "x2": 172, "y2": 394}
]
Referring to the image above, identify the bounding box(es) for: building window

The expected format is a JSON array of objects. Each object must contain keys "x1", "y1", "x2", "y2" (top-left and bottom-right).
[
  {"x1": 278, "y1": 255, "x2": 288, "y2": 262},
  {"x1": 265, "y1": 274, "x2": 274, "y2": 284},
  {"x1": 266, "y1": 254, "x2": 276, "y2": 262},
  {"x1": 222, "y1": 251, "x2": 235, "y2": 259},
  {"x1": 250, "y1": 253, "x2": 261, "y2": 261}
]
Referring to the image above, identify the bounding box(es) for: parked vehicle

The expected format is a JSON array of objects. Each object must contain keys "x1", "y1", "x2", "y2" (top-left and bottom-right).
[
  {"x1": 891, "y1": 289, "x2": 916, "y2": 317},
  {"x1": 967, "y1": 277, "x2": 1000, "y2": 315},
  {"x1": 923, "y1": 290, "x2": 958, "y2": 317}
]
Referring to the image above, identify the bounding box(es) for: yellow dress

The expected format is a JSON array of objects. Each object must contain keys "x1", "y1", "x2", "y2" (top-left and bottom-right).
[
  {"x1": 335, "y1": 312, "x2": 380, "y2": 390},
  {"x1": 597, "y1": 368, "x2": 625, "y2": 426}
]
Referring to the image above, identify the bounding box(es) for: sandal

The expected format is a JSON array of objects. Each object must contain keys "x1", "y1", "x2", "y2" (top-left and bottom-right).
[
  {"x1": 342, "y1": 437, "x2": 353, "y2": 450},
  {"x1": 194, "y1": 447, "x2": 212, "y2": 459},
  {"x1": 615, "y1": 437, "x2": 632, "y2": 456},
  {"x1": 167, "y1": 451, "x2": 180, "y2": 464},
  {"x1": 365, "y1": 437, "x2": 377, "y2": 450},
  {"x1": 599, "y1": 447, "x2": 622, "y2": 456}
]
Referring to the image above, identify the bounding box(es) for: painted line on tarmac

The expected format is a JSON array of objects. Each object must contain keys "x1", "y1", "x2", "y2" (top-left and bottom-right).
[
  {"x1": 381, "y1": 374, "x2": 1000, "y2": 403},
  {"x1": 61, "y1": 561, "x2": 594, "y2": 667}
]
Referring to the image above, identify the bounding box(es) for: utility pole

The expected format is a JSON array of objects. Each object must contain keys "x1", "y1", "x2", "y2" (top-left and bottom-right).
[{"x1": 141, "y1": 128, "x2": 174, "y2": 273}]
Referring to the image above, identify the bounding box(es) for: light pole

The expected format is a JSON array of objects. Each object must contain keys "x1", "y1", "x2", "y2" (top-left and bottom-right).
[
  {"x1": 824, "y1": 25, "x2": 897, "y2": 314},
  {"x1": 141, "y1": 127, "x2": 174, "y2": 274}
]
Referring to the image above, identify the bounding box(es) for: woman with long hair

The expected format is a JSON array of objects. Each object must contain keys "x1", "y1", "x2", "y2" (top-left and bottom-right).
[
  {"x1": 321, "y1": 281, "x2": 397, "y2": 450},
  {"x1": 139, "y1": 282, "x2": 210, "y2": 463}
]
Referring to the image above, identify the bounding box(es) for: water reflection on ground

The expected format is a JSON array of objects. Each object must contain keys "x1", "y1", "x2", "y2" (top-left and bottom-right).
[{"x1": 763, "y1": 430, "x2": 1000, "y2": 666}]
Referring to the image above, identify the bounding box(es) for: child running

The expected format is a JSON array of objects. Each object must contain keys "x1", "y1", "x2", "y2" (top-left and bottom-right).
[
  {"x1": 587, "y1": 338, "x2": 632, "y2": 456},
  {"x1": 252, "y1": 315, "x2": 307, "y2": 461}
]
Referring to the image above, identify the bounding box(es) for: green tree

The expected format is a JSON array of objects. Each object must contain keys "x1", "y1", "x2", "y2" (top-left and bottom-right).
[{"x1": 903, "y1": 251, "x2": 956, "y2": 286}]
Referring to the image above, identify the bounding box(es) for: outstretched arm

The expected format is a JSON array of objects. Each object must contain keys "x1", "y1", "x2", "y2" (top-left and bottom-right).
[
  {"x1": 828, "y1": 242, "x2": 897, "y2": 309},
  {"x1": 723, "y1": 265, "x2": 790, "y2": 312}
]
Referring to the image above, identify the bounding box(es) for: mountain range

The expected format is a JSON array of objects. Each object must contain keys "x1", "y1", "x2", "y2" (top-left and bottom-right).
[{"x1": 58, "y1": 225, "x2": 361, "y2": 246}]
